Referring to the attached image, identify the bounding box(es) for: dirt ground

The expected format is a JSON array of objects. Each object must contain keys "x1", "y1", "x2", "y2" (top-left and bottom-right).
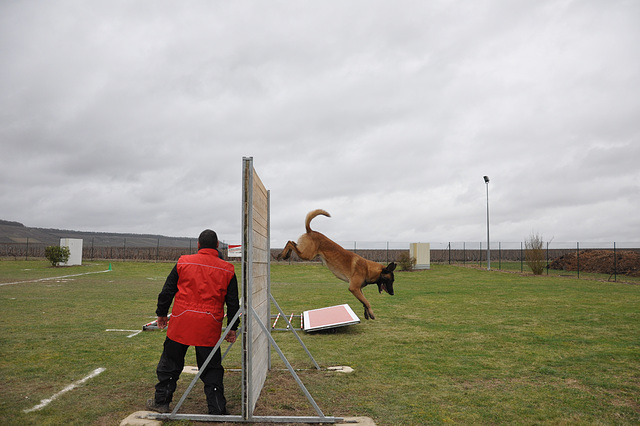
[{"x1": 548, "y1": 250, "x2": 640, "y2": 277}]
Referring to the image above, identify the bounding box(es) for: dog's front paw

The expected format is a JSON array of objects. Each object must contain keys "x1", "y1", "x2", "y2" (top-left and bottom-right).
[{"x1": 364, "y1": 308, "x2": 375, "y2": 320}]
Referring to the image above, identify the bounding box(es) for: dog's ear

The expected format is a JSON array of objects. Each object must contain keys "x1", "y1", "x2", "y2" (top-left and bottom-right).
[{"x1": 384, "y1": 262, "x2": 396, "y2": 272}]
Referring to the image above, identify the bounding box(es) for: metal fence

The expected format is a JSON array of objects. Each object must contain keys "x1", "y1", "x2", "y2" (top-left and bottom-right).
[
  {"x1": 0, "y1": 239, "x2": 203, "y2": 262},
  {"x1": 2, "y1": 240, "x2": 638, "y2": 282},
  {"x1": 429, "y1": 241, "x2": 640, "y2": 281},
  {"x1": 270, "y1": 241, "x2": 640, "y2": 282}
]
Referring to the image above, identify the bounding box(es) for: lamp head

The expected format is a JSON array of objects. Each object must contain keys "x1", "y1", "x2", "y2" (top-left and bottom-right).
[{"x1": 483, "y1": 176, "x2": 490, "y2": 183}]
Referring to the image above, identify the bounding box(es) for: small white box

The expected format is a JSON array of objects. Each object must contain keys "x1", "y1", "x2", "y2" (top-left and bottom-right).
[
  {"x1": 410, "y1": 243, "x2": 430, "y2": 270},
  {"x1": 60, "y1": 238, "x2": 83, "y2": 266}
]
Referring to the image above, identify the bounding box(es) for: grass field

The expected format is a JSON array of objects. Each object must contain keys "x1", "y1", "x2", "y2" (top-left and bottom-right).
[{"x1": 1, "y1": 260, "x2": 639, "y2": 425}]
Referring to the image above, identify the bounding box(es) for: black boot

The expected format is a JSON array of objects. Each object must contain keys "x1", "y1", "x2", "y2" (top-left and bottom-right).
[
  {"x1": 152, "y1": 382, "x2": 174, "y2": 413},
  {"x1": 207, "y1": 386, "x2": 228, "y2": 415},
  {"x1": 146, "y1": 398, "x2": 170, "y2": 413}
]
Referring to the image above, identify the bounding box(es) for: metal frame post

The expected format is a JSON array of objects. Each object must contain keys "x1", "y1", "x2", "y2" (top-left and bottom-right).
[{"x1": 484, "y1": 176, "x2": 490, "y2": 270}]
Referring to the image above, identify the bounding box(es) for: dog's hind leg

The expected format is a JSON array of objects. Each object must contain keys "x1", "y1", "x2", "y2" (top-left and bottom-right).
[
  {"x1": 278, "y1": 235, "x2": 319, "y2": 261},
  {"x1": 349, "y1": 282, "x2": 375, "y2": 320},
  {"x1": 277, "y1": 241, "x2": 298, "y2": 260}
]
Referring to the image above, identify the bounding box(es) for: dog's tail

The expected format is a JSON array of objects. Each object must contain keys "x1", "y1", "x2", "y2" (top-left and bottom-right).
[{"x1": 305, "y1": 209, "x2": 330, "y2": 233}]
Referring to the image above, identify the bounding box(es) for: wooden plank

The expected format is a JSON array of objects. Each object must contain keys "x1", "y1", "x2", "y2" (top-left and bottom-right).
[{"x1": 241, "y1": 159, "x2": 271, "y2": 418}]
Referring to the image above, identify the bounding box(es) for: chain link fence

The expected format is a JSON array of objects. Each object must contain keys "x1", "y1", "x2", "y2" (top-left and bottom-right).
[
  {"x1": 0, "y1": 239, "x2": 216, "y2": 262},
  {"x1": 270, "y1": 240, "x2": 640, "y2": 283},
  {"x1": 2, "y1": 239, "x2": 638, "y2": 282},
  {"x1": 429, "y1": 241, "x2": 640, "y2": 281}
]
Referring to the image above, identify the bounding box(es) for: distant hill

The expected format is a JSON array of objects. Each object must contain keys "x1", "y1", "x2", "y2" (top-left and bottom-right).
[{"x1": 0, "y1": 220, "x2": 195, "y2": 248}]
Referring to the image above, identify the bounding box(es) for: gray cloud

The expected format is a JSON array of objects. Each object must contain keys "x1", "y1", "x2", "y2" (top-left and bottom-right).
[{"x1": 1, "y1": 0, "x2": 638, "y2": 246}]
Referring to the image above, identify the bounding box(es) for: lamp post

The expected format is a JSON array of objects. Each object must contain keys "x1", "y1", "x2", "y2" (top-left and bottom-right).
[{"x1": 483, "y1": 176, "x2": 490, "y2": 270}]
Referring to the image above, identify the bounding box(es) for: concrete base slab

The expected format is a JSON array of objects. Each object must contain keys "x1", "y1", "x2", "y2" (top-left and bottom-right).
[
  {"x1": 328, "y1": 365, "x2": 354, "y2": 373},
  {"x1": 119, "y1": 411, "x2": 162, "y2": 426},
  {"x1": 339, "y1": 416, "x2": 376, "y2": 425},
  {"x1": 182, "y1": 365, "x2": 198, "y2": 374},
  {"x1": 121, "y1": 411, "x2": 375, "y2": 425}
]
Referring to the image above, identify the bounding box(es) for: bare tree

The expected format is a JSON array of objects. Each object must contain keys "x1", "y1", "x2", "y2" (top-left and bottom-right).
[
  {"x1": 525, "y1": 232, "x2": 545, "y2": 275},
  {"x1": 397, "y1": 252, "x2": 417, "y2": 271}
]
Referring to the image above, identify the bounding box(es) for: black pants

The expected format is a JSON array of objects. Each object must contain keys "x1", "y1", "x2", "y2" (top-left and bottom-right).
[{"x1": 154, "y1": 336, "x2": 226, "y2": 414}]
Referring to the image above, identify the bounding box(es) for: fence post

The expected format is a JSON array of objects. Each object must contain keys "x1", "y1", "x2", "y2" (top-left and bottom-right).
[
  {"x1": 498, "y1": 242, "x2": 501, "y2": 270},
  {"x1": 577, "y1": 242, "x2": 580, "y2": 279},
  {"x1": 463, "y1": 242, "x2": 466, "y2": 265},
  {"x1": 25, "y1": 237, "x2": 29, "y2": 261},
  {"x1": 448, "y1": 242, "x2": 451, "y2": 264},
  {"x1": 156, "y1": 238, "x2": 160, "y2": 263},
  {"x1": 614, "y1": 242, "x2": 617, "y2": 282},
  {"x1": 520, "y1": 241, "x2": 523, "y2": 272},
  {"x1": 546, "y1": 241, "x2": 549, "y2": 275},
  {"x1": 386, "y1": 241, "x2": 389, "y2": 263}
]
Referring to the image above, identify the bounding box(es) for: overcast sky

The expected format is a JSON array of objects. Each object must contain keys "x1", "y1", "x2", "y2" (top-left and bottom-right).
[{"x1": 1, "y1": 0, "x2": 638, "y2": 247}]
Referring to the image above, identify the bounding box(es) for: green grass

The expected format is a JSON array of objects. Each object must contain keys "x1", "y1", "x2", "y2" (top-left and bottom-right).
[{"x1": 1, "y1": 260, "x2": 639, "y2": 425}]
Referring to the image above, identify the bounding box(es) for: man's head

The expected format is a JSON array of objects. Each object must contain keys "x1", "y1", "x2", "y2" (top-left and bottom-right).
[{"x1": 198, "y1": 229, "x2": 219, "y2": 250}]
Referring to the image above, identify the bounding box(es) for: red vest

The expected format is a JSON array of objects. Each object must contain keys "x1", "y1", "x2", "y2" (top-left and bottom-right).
[{"x1": 167, "y1": 249, "x2": 235, "y2": 346}]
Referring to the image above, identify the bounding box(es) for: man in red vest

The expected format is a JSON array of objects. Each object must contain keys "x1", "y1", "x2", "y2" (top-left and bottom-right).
[{"x1": 147, "y1": 229, "x2": 240, "y2": 415}]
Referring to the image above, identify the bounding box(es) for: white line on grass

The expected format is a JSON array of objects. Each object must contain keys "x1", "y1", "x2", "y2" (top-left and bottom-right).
[
  {"x1": 106, "y1": 329, "x2": 142, "y2": 338},
  {"x1": 0, "y1": 269, "x2": 111, "y2": 287},
  {"x1": 24, "y1": 367, "x2": 106, "y2": 413}
]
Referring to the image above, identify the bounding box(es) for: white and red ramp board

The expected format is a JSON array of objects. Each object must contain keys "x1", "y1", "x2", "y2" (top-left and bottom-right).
[{"x1": 303, "y1": 304, "x2": 360, "y2": 332}]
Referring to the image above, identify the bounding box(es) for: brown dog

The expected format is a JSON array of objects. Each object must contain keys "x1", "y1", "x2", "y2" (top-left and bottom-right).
[{"x1": 277, "y1": 209, "x2": 396, "y2": 320}]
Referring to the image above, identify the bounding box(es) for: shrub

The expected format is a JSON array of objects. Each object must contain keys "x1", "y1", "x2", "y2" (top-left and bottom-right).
[
  {"x1": 45, "y1": 245, "x2": 70, "y2": 267},
  {"x1": 525, "y1": 232, "x2": 545, "y2": 275},
  {"x1": 397, "y1": 252, "x2": 417, "y2": 271}
]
